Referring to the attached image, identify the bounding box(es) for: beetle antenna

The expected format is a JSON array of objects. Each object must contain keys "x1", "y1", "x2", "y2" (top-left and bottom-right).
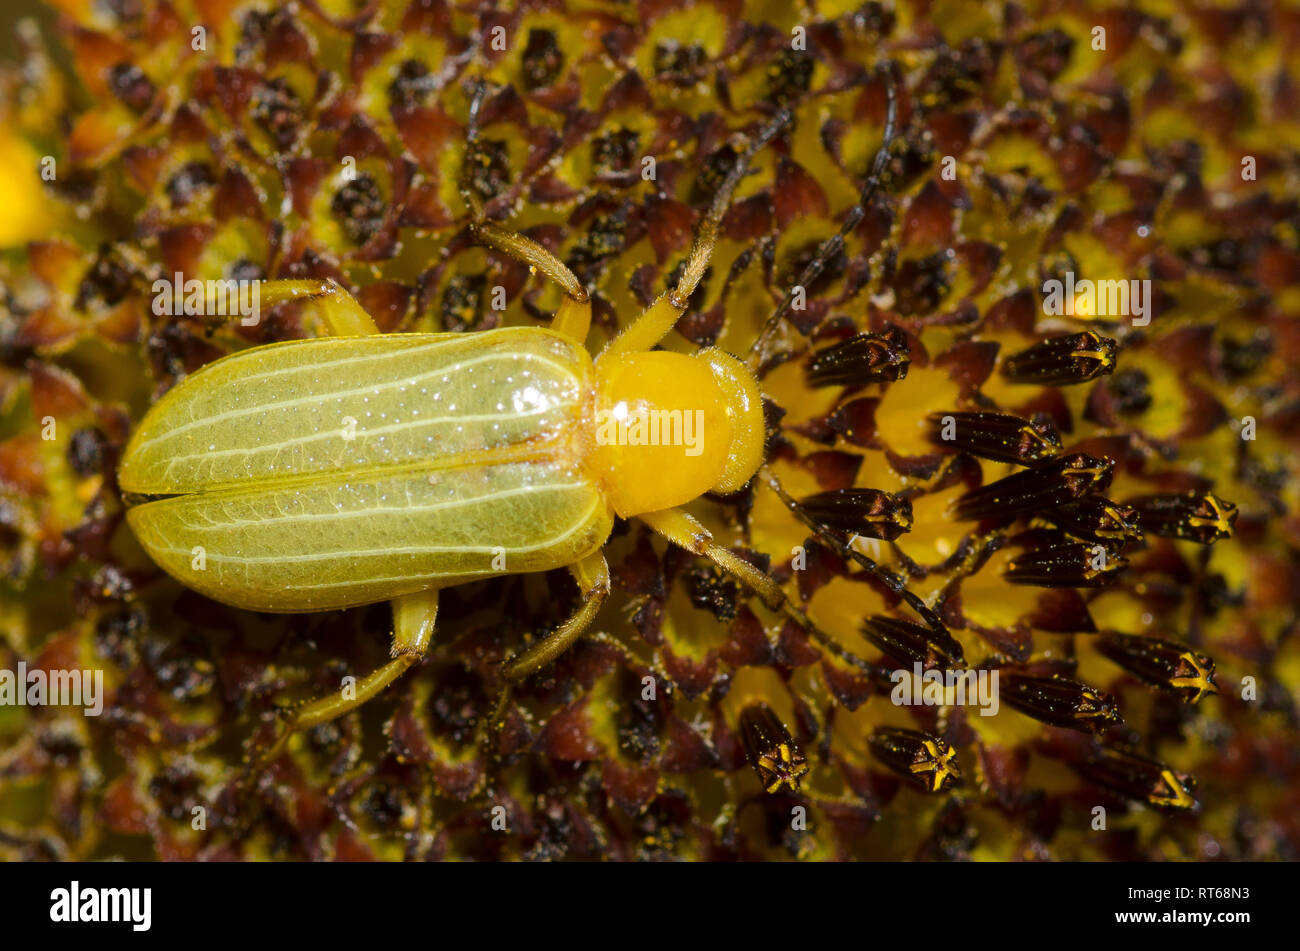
[
  {"x1": 747, "y1": 62, "x2": 899, "y2": 372},
  {"x1": 779, "y1": 591, "x2": 894, "y2": 679},
  {"x1": 459, "y1": 78, "x2": 490, "y2": 219},
  {"x1": 758, "y1": 465, "x2": 953, "y2": 640}
]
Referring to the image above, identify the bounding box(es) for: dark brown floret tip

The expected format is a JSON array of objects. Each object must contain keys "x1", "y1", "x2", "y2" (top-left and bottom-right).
[
  {"x1": 869, "y1": 727, "x2": 961, "y2": 793},
  {"x1": 740, "y1": 703, "x2": 809, "y2": 794}
]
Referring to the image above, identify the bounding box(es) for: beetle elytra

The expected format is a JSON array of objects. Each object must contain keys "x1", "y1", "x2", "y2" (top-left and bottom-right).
[{"x1": 120, "y1": 76, "x2": 906, "y2": 771}]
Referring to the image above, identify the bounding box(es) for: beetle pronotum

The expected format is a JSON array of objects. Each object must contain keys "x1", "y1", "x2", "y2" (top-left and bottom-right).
[{"x1": 120, "y1": 73, "x2": 906, "y2": 771}]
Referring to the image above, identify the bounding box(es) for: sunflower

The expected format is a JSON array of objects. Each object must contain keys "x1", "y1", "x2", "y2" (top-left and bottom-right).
[{"x1": 0, "y1": 0, "x2": 1296, "y2": 861}]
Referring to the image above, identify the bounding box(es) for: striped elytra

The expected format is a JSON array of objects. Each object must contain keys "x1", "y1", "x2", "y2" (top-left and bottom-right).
[
  {"x1": 120, "y1": 327, "x2": 614, "y2": 612},
  {"x1": 120, "y1": 328, "x2": 589, "y2": 489}
]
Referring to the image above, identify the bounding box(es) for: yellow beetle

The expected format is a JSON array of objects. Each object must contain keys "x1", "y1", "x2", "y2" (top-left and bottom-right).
[{"x1": 120, "y1": 80, "x2": 899, "y2": 766}]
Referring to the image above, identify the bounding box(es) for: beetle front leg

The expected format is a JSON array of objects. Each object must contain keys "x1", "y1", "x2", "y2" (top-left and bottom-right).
[
  {"x1": 249, "y1": 588, "x2": 438, "y2": 772},
  {"x1": 601, "y1": 109, "x2": 791, "y2": 359},
  {"x1": 500, "y1": 551, "x2": 610, "y2": 680}
]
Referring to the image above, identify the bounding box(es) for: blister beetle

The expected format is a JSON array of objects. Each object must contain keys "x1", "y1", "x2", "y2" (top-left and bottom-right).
[{"x1": 119, "y1": 77, "x2": 903, "y2": 769}]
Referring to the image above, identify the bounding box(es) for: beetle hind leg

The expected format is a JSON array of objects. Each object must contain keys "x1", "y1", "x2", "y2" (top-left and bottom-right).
[
  {"x1": 460, "y1": 81, "x2": 591, "y2": 344},
  {"x1": 500, "y1": 551, "x2": 610, "y2": 681},
  {"x1": 247, "y1": 588, "x2": 438, "y2": 774}
]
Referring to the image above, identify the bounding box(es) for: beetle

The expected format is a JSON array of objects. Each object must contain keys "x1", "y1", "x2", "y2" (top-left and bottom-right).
[{"x1": 119, "y1": 76, "x2": 903, "y2": 767}]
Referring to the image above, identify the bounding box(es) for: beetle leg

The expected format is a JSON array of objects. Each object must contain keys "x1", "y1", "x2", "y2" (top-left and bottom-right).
[
  {"x1": 748, "y1": 63, "x2": 899, "y2": 371},
  {"x1": 640, "y1": 508, "x2": 784, "y2": 610},
  {"x1": 639, "y1": 507, "x2": 890, "y2": 677},
  {"x1": 460, "y1": 81, "x2": 592, "y2": 343},
  {"x1": 250, "y1": 588, "x2": 438, "y2": 770},
  {"x1": 758, "y1": 466, "x2": 955, "y2": 640},
  {"x1": 603, "y1": 109, "x2": 793, "y2": 359},
  {"x1": 254, "y1": 278, "x2": 379, "y2": 336},
  {"x1": 500, "y1": 551, "x2": 610, "y2": 680},
  {"x1": 467, "y1": 221, "x2": 592, "y2": 342}
]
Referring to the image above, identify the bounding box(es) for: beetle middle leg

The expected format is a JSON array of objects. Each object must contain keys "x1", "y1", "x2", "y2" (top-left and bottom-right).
[
  {"x1": 250, "y1": 587, "x2": 438, "y2": 770},
  {"x1": 638, "y1": 508, "x2": 786, "y2": 613},
  {"x1": 638, "y1": 507, "x2": 892, "y2": 676},
  {"x1": 459, "y1": 81, "x2": 592, "y2": 343},
  {"x1": 500, "y1": 551, "x2": 611, "y2": 681},
  {"x1": 160, "y1": 276, "x2": 380, "y2": 337},
  {"x1": 254, "y1": 278, "x2": 380, "y2": 336}
]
